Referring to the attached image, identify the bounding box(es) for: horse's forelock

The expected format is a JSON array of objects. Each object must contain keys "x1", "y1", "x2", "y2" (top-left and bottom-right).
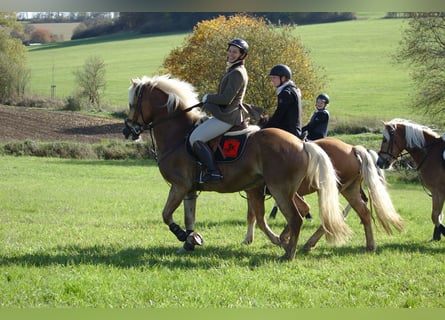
[{"x1": 128, "y1": 78, "x2": 147, "y2": 106}]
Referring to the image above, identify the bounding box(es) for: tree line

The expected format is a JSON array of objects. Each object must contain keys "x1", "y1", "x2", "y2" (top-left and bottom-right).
[{"x1": 18, "y1": 12, "x2": 357, "y2": 39}]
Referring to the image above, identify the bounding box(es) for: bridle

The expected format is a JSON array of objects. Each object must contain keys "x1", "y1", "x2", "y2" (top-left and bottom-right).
[
  {"x1": 378, "y1": 126, "x2": 406, "y2": 162},
  {"x1": 379, "y1": 124, "x2": 439, "y2": 171}
]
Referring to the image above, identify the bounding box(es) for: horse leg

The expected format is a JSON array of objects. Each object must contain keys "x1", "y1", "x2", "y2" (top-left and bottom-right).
[
  {"x1": 274, "y1": 193, "x2": 304, "y2": 261},
  {"x1": 430, "y1": 193, "x2": 445, "y2": 241},
  {"x1": 245, "y1": 188, "x2": 281, "y2": 245},
  {"x1": 243, "y1": 197, "x2": 256, "y2": 244},
  {"x1": 270, "y1": 193, "x2": 310, "y2": 219},
  {"x1": 302, "y1": 199, "x2": 351, "y2": 252},
  {"x1": 162, "y1": 187, "x2": 196, "y2": 253},
  {"x1": 302, "y1": 225, "x2": 325, "y2": 251},
  {"x1": 178, "y1": 191, "x2": 204, "y2": 253}
]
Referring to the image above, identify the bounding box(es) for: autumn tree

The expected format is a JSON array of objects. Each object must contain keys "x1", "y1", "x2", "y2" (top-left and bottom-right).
[
  {"x1": 162, "y1": 14, "x2": 325, "y2": 118},
  {"x1": 395, "y1": 13, "x2": 445, "y2": 121},
  {"x1": 73, "y1": 56, "x2": 106, "y2": 110},
  {"x1": 30, "y1": 28, "x2": 52, "y2": 43},
  {"x1": 0, "y1": 12, "x2": 30, "y2": 101}
]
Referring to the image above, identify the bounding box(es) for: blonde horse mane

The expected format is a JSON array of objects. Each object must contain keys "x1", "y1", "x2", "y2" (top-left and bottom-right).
[
  {"x1": 386, "y1": 118, "x2": 439, "y2": 149},
  {"x1": 129, "y1": 75, "x2": 200, "y2": 114}
]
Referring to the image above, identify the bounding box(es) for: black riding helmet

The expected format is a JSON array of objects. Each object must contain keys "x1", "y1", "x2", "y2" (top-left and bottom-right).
[
  {"x1": 269, "y1": 64, "x2": 292, "y2": 80},
  {"x1": 227, "y1": 38, "x2": 249, "y2": 58},
  {"x1": 316, "y1": 93, "x2": 330, "y2": 104}
]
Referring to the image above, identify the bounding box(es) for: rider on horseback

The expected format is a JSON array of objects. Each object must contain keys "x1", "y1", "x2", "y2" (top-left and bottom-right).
[{"x1": 189, "y1": 38, "x2": 249, "y2": 183}]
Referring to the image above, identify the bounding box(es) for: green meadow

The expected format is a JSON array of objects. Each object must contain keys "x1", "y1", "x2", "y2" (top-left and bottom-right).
[
  {"x1": 1, "y1": 156, "x2": 444, "y2": 308},
  {"x1": 27, "y1": 16, "x2": 431, "y2": 127}
]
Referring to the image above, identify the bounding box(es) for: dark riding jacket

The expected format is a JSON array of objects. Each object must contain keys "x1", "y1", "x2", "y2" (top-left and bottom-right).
[
  {"x1": 302, "y1": 109, "x2": 330, "y2": 141},
  {"x1": 263, "y1": 82, "x2": 302, "y2": 138}
]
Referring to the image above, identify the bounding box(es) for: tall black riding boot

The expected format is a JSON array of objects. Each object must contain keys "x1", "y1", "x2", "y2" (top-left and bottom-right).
[{"x1": 192, "y1": 141, "x2": 223, "y2": 183}]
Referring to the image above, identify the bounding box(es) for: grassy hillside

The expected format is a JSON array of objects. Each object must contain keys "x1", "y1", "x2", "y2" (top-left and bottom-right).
[
  {"x1": 296, "y1": 18, "x2": 418, "y2": 124},
  {"x1": 27, "y1": 17, "x2": 434, "y2": 128},
  {"x1": 27, "y1": 32, "x2": 188, "y2": 110}
]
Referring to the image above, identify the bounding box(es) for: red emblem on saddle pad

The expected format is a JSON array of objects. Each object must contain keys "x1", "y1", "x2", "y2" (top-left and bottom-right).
[{"x1": 222, "y1": 139, "x2": 241, "y2": 158}]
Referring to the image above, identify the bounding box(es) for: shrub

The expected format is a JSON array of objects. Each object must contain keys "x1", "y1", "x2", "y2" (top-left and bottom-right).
[
  {"x1": 30, "y1": 28, "x2": 52, "y2": 43},
  {"x1": 0, "y1": 140, "x2": 156, "y2": 160}
]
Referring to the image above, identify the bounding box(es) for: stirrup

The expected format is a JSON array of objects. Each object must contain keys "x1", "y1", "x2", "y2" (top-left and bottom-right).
[{"x1": 202, "y1": 172, "x2": 223, "y2": 183}]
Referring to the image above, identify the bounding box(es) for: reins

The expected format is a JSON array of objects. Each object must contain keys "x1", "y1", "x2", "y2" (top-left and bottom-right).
[
  {"x1": 145, "y1": 102, "x2": 204, "y2": 130},
  {"x1": 145, "y1": 102, "x2": 203, "y2": 164}
]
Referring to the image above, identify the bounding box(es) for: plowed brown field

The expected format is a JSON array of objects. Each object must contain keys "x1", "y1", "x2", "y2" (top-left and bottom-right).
[{"x1": 0, "y1": 105, "x2": 124, "y2": 143}]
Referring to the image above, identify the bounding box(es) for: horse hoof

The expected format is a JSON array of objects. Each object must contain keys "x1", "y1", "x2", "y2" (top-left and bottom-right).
[
  {"x1": 365, "y1": 247, "x2": 377, "y2": 253},
  {"x1": 269, "y1": 206, "x2": 278, "y2": 219},
  {"x1": 187, "y1": 232, "x2": 204, "y2": 246},
  {"x1": 440, "y1": 224, "x2": 445, "y2": 236},
  {"x1": 431, "y1": 226, "x2": 442, "y2": 241},
  {"x1": 278, "y1": 254, "x2": 293, "y2": 262}
]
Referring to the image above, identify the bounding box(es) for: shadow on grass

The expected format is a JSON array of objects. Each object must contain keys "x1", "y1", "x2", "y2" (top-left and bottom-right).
[
  {"x1": 1, "y1": 239, "x2": 444, "y2": 270},
  {"x1": 0, "y1": 244, "x2": 280, "y2": 269},
  {"x1": 301, "y1": 240, "x2": 445, "y2": 259}
]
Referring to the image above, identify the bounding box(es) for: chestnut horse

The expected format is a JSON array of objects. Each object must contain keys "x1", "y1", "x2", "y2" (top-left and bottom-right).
[
  {"x1": 123, "y1": 75, "x2": 351, "y2": 261},
  {"x1": 244, "y1": 137, "x2": 404, "y2": 252},
  {"x1": 377, "y1": 118, "x2": 445, "y2": 241}
]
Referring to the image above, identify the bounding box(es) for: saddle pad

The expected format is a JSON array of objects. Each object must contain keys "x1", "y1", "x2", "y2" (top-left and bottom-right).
[{"x1": 214, "y1": 134, "x2": 248, "y2": 162}]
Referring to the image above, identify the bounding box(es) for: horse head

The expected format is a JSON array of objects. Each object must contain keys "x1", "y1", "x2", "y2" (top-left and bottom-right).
[
  {"x1": 123, "y1": 75, "x2": 200, "y2": 140},
  {"x1": 377, "y1": 120, "x2": 407, "y2": 169},
  {"x1": 377, "y1": 118, "x2": 440, "y2": 169}
]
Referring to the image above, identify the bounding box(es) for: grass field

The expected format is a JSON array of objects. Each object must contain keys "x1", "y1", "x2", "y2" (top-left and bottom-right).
[
  {"x1": 1, "y1": 156, "x2": 444, "y2": 308},
  {"x1": 26, "y1": 16, "x2": 435, "y2": 128}
]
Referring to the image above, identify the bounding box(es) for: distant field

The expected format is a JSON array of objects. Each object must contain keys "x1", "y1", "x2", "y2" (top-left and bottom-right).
[
  {"x1": 27, "y1": 32, "x2": 187, "y2": 111},
  {"x1": 28, "y1": 22, "x2": 80, "y2": 42},
  {"x1": 26, "y1": 17, "x2": 436, "y2": 128},
  {"x1": 296, "y1": 18, "x2": 416, "y2": 124}
]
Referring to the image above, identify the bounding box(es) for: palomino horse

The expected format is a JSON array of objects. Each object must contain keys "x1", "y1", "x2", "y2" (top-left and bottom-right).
[
  {"x1": 123, "y1": 75, "x2": 351, "y2": 261},
  {"x1": 244, "y1": 137, "x2": 404, "y2": 252},
  {"x1": 377, "y1": 118, "x2": 445, "y2": 241}
]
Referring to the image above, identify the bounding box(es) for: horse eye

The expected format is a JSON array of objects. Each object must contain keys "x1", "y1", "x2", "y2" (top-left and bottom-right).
[{"x1": 382, "y1": 137, "x2": 387, "y2": 143}]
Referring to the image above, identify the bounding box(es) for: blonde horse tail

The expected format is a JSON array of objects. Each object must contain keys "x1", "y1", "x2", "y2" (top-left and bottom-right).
[
  {"x1": 304, "y1": 142, "x2": 352, "y2": 245},
  {"x1": 354, "y1": 145, "x2": 404, "y2": 234}
]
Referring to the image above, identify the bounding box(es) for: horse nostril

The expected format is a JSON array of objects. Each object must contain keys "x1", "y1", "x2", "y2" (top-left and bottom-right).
[{"x1": 122, "y1": 127, "x2": 130, "y2": 139}]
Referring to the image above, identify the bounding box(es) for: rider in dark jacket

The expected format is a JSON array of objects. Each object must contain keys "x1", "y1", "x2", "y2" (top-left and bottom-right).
[
  {"x1": 262, "y1": 64, "x2": 302, "y2": 138},
  {"x1": 302, "y1": 93, "x2": 330, "y2": 141}
]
